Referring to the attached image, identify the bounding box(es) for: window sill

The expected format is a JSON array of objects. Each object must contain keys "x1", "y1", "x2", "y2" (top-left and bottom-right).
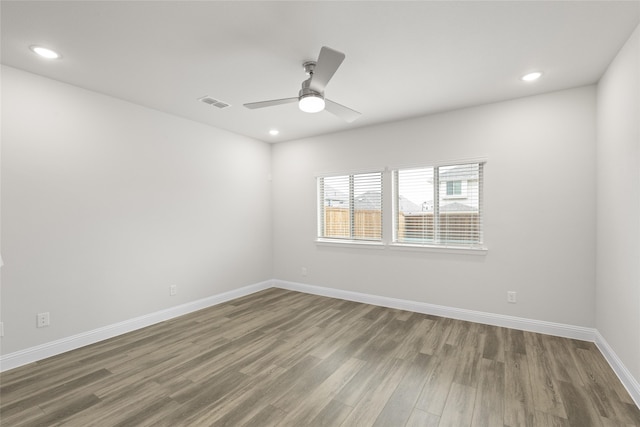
[
  {"x1": 388, "y1": 243, "x2": 488, "y2": 255},
  {"x1": 315, "y1": 239, "x2": 386, "y2": 249},
  {"x1": 315, "y1": 239, "x2": 487, "y2": 255}
]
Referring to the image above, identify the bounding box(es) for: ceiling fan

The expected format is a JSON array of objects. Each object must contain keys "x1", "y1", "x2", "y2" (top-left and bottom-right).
[{"x1": 243, "y1": 46, "x2": 361, "y2": 123}]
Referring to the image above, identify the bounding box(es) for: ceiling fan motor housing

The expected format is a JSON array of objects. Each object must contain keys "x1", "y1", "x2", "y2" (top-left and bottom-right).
[
  {"x1": 299, "y1": 85, "x2": 324, "y2": 100},
  {"x1": 298, "y1": 71, "x2": 325, "y2": 113},
  {"x1": 300, "y1": 62, "x2": 324, "y2": 100}
]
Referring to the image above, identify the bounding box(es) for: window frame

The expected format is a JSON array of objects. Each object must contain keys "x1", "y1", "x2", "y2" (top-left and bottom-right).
[
  {"x1": 315, "y1": 160, "x2": 487, "y2": 254},
  {"x1": 391, "y1": 161, "x2": 486, "y2": 251},
  {"x1": 317, "y1": 170, "x2": 384, "y2": 245}
]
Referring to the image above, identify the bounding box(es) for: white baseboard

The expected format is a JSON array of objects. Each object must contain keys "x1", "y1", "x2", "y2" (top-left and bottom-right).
[
  {"x1": 595, "y1": 330, "x2": 640, "y2": 407},
  {"x1": 0, "y1": 280, "x2": 273, "y2": 372},
  {"x1": 274, "y1": 280, "x2": 595, "y2": 341}
]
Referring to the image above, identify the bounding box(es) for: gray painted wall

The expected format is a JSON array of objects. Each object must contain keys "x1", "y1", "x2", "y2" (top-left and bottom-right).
[
  {"x1": 596, "y1": 24, "x2": 640, "y2": 382},
  {"x1": 1, "y1": 66, "x2": 273, "y2": 354}
]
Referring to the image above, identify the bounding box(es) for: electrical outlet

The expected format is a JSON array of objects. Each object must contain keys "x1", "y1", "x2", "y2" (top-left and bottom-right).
[
  {"x1": 37, "y1": 312, "x2": 50, "y2": 328},
  {"x1": 507, "y1": 291, "x2": 517, "y2": 304},
  {"x1": 301, "y1": 267, "x2": 308, "y2": 277},
  {"x1": 170, "y1": 285, "x2": 177, "y2": 296}
]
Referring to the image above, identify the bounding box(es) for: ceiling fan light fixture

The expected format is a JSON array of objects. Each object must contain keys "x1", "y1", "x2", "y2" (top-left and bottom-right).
[{"x1": 299, "y1": 94, "x2": 325, "y2": 113}]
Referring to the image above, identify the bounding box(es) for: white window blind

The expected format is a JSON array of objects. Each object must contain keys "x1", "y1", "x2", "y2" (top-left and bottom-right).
[
  {"x1": 318, "y1": 172, "x2": 382, "y2": 241},
  {"x1": 394, "y1": 162, "x2": 484, "y2": 247}
]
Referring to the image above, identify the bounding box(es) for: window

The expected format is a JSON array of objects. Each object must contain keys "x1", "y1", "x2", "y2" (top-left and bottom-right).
[
  {"x1": 318, "y1": 172, "x2": 382, "y2": 242},
  {"x1": 393, "y1": 162, "x2": 484, "y2": 248},
  {"x1": 316, "y1": 162, "x2": 485, "y2": 251},
  {"x1": 446, "y1": 180, "x2": 462, "y2": 196}
]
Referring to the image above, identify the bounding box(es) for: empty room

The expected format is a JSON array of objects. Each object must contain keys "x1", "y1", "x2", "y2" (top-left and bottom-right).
[{"x1": 1, "y1": 1, "x2": 639, "y2": 426}]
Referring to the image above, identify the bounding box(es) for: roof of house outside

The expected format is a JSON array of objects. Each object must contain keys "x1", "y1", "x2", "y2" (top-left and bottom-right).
[
  {"x1": 325, "y1": 188, "x2": 477, "y2": 213},
  {"x1": 402, "y1": 201, "x2": 477, "y2": 215},
  {"x1": 439, "y1": 166, "x2": 479, "y2": 182},
  {"x1": 354, "y1": 191, "x2": 381, "y2": 210}
]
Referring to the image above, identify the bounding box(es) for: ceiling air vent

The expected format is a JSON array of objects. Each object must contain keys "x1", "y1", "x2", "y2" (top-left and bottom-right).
[{"x1": 198, "y1": 96, "x2": 230, "y2": 109}]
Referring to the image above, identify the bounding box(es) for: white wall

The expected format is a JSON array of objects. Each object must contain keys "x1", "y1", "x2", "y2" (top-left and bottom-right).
[
  {"x1": 273, "y1": 86, "x2": 597, "y2": 327},
  {"x1": 0, "y1": 66, "x2": 272, "y2": 355},
  {"x1": 596, "y1": 25, "x2": 640, "y2": 382}
]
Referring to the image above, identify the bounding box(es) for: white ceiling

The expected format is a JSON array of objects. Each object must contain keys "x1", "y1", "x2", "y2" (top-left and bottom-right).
[{"x1": 2, "y1": 1, "x2": 639, "y2": 143}]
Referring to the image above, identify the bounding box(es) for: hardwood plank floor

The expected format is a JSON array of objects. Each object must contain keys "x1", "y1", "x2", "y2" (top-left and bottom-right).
[{"x1": 1, "y1": 288, "x2": 639, "y2": 426}]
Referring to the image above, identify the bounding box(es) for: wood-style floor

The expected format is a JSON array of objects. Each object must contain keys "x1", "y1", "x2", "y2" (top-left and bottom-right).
[{"x1": 1, "y1": 288, "x2": 639, "y2": 427}]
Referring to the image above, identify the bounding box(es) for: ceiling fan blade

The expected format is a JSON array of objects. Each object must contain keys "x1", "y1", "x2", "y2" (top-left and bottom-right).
[
  {"x1": 324, "y1": 99, "x2": 361, "y2": 123},
  {"x1": 244, "y1": 97, "x2": 298, "y2": 109},
  {"x1": 309, "y1": 46, "x2": 345, "y2": 93}
]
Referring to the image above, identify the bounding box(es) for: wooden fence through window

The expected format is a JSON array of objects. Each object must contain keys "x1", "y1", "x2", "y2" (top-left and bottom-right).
[
  {"x1": 400, "y1": 212, "x2": 480, "y2": 243},
  {"x1": 323, "y1": 207, "x2": 480, "y2": 243},
  {"x1": 323, "y1": 207, "x2": 381, "y2": 239}
]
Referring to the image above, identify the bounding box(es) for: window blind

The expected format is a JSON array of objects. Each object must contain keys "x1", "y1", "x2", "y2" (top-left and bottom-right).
[
  {"x1": 319, "y1": 172, "x2": 382, "y2": 241},
  {"x1": 394, "y1": 162, "x2": 483, "y2": 247}
]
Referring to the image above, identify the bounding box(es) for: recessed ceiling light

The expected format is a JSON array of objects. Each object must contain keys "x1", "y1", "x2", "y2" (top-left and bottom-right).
[
  {"x1": 269, "y1": 129, "x2": 279, "y2": 136},
  {"x1": 29, "y1": 45, "x2": 61, "y2": 59},
  {"x1": 521, "y1": 71, "x2": 542, "y2": 82}
]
